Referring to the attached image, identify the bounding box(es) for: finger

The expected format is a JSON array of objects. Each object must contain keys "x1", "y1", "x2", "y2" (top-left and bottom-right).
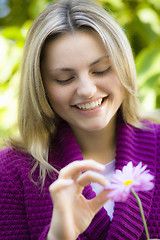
[
  {"x1": 77, "y1": 171, "x2": 108, "y2": 188},
  {"x1": 89, "y1": 189, "x2": 112, "y2": 213},
  {"x1": 49, "y1": 179, "x2": 75, "y2": 210},
  {"x1": 59, "y1": 160, "x2": 105, "y2": 180},
  {"x1": 49, "y1": 179, "x2": 74, "y2": 195}
]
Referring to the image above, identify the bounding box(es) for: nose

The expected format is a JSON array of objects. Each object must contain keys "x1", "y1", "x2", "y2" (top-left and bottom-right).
[{"x1": 77, "y1": 74, "x2": 96, "y2": 98}]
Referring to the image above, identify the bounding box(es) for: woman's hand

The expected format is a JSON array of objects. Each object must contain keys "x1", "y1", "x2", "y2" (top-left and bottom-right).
[{"x1": 47, "y1": 159, "x2": 110, "y2": 240}]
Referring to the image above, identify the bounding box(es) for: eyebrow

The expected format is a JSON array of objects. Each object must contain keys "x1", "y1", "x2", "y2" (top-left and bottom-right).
[
  {"x1": 89, "y1": 55, "x2": 110, "y2": 67},
  {"x1": 49, "y1": 55, "x2": 110, "y2": 73}
]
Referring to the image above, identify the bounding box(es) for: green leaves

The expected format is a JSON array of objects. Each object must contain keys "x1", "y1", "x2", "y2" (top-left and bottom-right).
[{"x1": 136, "y1": 42, "x2": 160, "y2": 109}]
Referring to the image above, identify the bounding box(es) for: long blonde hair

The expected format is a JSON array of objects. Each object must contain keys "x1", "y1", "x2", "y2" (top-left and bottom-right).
[{"x1": 11, "y1": 0, "x2": 159, "y2": 184}]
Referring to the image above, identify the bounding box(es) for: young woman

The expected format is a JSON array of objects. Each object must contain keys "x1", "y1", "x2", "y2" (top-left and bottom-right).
[{"x1": 0, "y1": 0, "x2": 160, "y2": 239}]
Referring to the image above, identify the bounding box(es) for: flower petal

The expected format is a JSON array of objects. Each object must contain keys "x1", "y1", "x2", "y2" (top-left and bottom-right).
[{"x1": 106, "y1": 161, "x2": 154, "y2": 202}]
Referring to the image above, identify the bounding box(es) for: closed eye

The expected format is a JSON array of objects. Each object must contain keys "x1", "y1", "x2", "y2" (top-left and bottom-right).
[
  {"x1": 92, "y1": 66, "x2": 112, "y2": 76},
  {"x1": 55, "y1": 76, "x2": 75, "y2": 84}
]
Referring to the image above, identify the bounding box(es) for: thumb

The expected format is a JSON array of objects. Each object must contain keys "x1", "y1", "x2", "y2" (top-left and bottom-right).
[{"x1": 89, "y1": 189, "x2": 111, "y2": 213}]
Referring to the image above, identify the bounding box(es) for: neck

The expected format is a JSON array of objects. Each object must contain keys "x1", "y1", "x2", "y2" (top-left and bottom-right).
[{"x1": 70, "y1": 115, "x2": 117, "y2": 164}]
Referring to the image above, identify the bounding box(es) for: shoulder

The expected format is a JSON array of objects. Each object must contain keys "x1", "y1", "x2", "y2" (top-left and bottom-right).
[
  {"x1": 118, "y1": 117, "x2": 160, "y2": 137},
  {"x1": 135, "y1": 121, "x2": 160, "y2": 144},
  {"x1": 0, "y1": 147, "x2": 34, "y2": 169},
  {"x1": 142, "y1": 121, "x2": 160, "y2": 137},
  {"x1": 129, "y1": 120, "x2": 160, "y2": 135},
  {"x1": 117, "y1": 119, "x2": 159, "y2": 155},
  {"x1": 0, "y1": 147, "x2": 34, "y2": 188},
  {"x1": 153, "y1": 122, "x2": 160, "y2": 134},
  {"x1": 132, "y1": 122, "x2": 160, "y2": 155}
]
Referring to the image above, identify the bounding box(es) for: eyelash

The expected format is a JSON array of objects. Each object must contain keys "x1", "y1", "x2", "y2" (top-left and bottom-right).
[
  {"x1": 55, "y1": 77, "x2": 75, "y2": 84},
  {"x1": 55, "y1": 66, "x2": 112, "y2": 84},
  {"x1": 92, "y1": 66, "x2": 112, "y2": 76}
]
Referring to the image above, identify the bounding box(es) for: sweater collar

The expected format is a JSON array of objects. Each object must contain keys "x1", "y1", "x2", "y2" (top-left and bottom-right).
[
  {"x1": 49, "y1": 118, "x2": 157, "y2": 239},
  {"x1": 107, "y1": 119, "x2": 156, "y2": 239}
]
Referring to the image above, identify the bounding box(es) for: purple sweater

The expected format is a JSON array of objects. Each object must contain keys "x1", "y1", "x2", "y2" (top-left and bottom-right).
[{"x1": 0, "y1": 118, "x2": 160, "y2": 240}]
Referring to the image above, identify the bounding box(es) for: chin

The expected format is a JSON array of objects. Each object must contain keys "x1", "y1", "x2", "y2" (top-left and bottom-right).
[{"x1": 82, "y1": 122, "x2": 109, "y2": 132}]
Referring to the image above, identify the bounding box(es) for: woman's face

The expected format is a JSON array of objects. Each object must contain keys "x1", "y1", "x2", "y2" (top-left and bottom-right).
[{"x1": 41, "y1": 31, "x2": 124, "y2": 133}]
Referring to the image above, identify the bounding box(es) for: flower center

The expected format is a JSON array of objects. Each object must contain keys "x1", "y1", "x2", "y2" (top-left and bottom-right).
[{"x1": 123, "y1": 180, "x2": 133, "y2": 186}]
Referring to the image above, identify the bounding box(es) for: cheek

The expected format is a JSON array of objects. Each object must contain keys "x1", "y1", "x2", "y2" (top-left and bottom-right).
[
  {"x1": 115, "y1": 85, "x2": 125, "y2": 104},
  {"x1": 110, "y1": 74, "x2": 125, "y2": 95},
  {"x1": 46, "y1": 86, "x2": 71, "y2": 109},
  {"x1": 44, "y1": 86, "x2": 59, "y2": 106},
  {"x1": 118, "y1": 82, "x2": 125, "y2": 99},
  {"x1": 100, "y1": 73, "x2": 124, "y2": 96},
  {"x1": 48, "y1": 91, "x2": 62, "y2": 107}
]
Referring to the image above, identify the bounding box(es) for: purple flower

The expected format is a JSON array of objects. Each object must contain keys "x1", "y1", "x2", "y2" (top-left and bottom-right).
[{"x1": 106, "y1": 161, "x2": 154, "y2": 202}]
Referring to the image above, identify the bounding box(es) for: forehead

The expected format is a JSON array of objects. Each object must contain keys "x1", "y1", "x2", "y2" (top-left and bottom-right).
[{"x1": 42, "y1": 30, "x2": 109, "y2": 69}]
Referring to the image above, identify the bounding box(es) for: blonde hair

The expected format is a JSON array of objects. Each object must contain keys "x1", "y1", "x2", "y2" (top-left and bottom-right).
[{"x1": 12, "y1": 0, "x2": 159, "y2": 184}]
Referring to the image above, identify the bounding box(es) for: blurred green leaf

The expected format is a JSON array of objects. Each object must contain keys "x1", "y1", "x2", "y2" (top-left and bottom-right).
[
  {"x1": 1, "y1": 26, "x2": 25, "y2": 41},
  {"x1": 0, "y1": 36, "x2": 22, "y2": 84},
  {"x1": 136, "y1": 43, "x2": 160, "y2": 84},
  {"x1": 136, "y1": 42, "x2": 160, "y2": 109}
]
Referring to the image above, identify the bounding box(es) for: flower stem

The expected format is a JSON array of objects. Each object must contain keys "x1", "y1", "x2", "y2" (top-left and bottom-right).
[{"x1": 131, "y1": 189, "x2": 150, "y2": 239}]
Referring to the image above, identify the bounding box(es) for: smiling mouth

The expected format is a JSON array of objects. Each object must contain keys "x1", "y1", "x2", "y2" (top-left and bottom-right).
[{"x1": 75, "y1": 98, "x2": 105, "y2": 110}]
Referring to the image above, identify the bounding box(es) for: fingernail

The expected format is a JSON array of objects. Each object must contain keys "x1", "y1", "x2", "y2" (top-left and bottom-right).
[{"x1": 97, "y1": 163, "x2": 105, "y2": 170}]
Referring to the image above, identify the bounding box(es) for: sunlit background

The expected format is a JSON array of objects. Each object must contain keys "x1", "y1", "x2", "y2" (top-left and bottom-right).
[{"x1": 0, "y1": 0, "x2": 160, "y2": 141}]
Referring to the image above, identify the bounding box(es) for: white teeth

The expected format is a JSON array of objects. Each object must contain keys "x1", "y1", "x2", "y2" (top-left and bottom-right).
[{"x1": 76, "y1": 98, "x2": 103, "y2": 110}]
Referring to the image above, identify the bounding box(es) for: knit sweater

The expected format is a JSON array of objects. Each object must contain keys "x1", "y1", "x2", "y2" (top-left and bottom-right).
[{"x1": 0, "y1": 118, "x2": 160, "y2": 240}]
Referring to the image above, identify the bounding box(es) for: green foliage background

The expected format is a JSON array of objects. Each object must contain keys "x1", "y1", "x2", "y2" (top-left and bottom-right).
[{"x1": 0, "y1": 0, "x2": 160, "y2": 141}]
